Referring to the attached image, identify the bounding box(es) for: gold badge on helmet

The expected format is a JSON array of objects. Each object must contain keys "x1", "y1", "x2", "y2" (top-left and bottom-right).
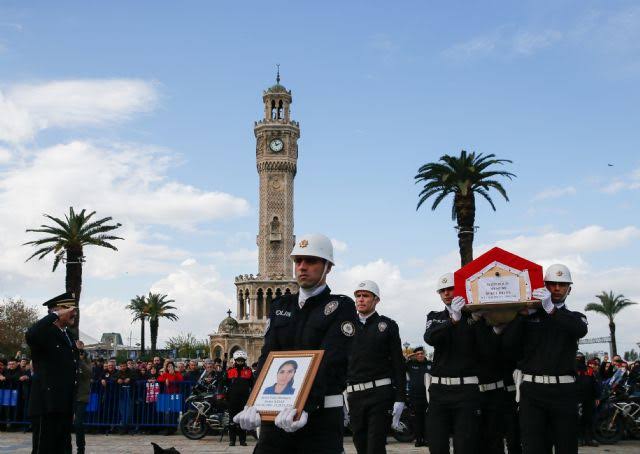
[
  {"x1": 441, "y1": 277, "x2": 448, "y2": 284},
  {"x1": 299, "y1": 239, "x2": 309, "y2": 248},
  {"x1": 556, "y1": 270, "x2": 563, "y2": 277}
]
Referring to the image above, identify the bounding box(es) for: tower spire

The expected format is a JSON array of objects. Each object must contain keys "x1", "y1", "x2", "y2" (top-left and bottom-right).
[{"x1": 276, "y1": 64, "x2": 280, "y2": 84}]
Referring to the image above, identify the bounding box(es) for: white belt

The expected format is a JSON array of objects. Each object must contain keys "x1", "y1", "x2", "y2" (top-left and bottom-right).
[
  {"x1": 431, "y1": 376, "x2": 479, "y2": 386},
  {"x1": 479, "y1": 380, "x2": 504, "y2": 392},
  {"x1": 506, "y1": 385, "x2": 516, "y2": 392},
  {"x1": 346, "y1": 378, "x2": 392, "y2": 393},
  {"x1": 522, "y1": 374, "x2": 575, "y2": 385},
  {"x1": 324, "y1": 394, "x2": 344, "y2": 408}
]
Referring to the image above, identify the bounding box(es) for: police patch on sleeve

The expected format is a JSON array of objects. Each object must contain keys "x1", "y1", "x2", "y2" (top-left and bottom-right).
[
  {"x1": 341, "y1": 321, "x2": 355, "y2": 337},
  {"x1": 378, "y1": 321, "x2": 387, "y2": 332},
  {"x1": 324, "y1": 301, "x2": 339, "y2": 316},
  {"x1": 425, "y1": 319, "x2": 432, "y2": 330}
]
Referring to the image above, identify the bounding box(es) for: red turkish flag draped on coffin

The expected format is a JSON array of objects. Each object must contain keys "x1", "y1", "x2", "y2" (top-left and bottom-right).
[{"x1": 453, "y1": 247, "x2": 544, "y2": 325}]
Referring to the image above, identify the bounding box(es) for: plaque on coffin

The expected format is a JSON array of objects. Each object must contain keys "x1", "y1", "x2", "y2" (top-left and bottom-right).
[{"x1": 454, "y1": 247, "x2": 544, "y2": 325}]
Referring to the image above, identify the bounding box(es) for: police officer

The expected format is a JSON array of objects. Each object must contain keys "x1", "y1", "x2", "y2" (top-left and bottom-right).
[
  {"x1": 346, "y1": 280, "x2": 406, "y2": 454},
  {"x1": 424, "y1": 273, "x2": 487, "y2": 454},
  {"x1": 225, "y1": 350, "x2": 254, "y2": 446},
  {"x1": 25, "y1": 292, "x2": 79, "y2": 454},
  {"x1": 502, "y1": 264, "x2": 588, "y2": 454},
  {"x1": 234, "y1": 233, "x2": 358, "y2": 454},
  {"x1": 406, "y1": 346, "x2": 431, "y2": 447}
]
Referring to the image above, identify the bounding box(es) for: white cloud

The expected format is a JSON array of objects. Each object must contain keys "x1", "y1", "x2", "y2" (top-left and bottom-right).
[
  {"x1": 444, "y1": 28, "x2": 561, "y2": 60},
  {"x1": 0, "y1": 147, "x2": 10, "y2": 163},
  {"x1": 512, "y1": 30, "x2": 562, "y2": 55},
  {"x1": 532, "y1": 186, "x2": 577, "y2": 201},
  {"x1": 0, "y1": 79, "x2": 158, "y2": 144},
  {"x1": 601, "y1": 167, "x2": 640, "y2": 194},
  {"x1": 331, "y1": 238, "x2": 348, "y2": 253}
]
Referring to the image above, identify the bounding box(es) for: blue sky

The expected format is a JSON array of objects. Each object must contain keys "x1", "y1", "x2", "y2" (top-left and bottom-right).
[{"x1": 0, "y1": 1, "x2": 638, "y2": 353}]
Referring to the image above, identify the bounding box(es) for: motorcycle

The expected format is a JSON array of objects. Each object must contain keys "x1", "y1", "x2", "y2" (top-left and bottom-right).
[
  {"x1": 593, "y1": 385, "x2": 640, "y2": 444},
  {"x1": 179, "y1": 385, "x2": 229, "y2": 440}
]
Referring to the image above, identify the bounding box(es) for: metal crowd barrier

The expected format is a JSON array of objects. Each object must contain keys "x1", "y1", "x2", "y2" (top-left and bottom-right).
[{"x1": 0, "y1": 380, "x2": 197, "y2": 429}]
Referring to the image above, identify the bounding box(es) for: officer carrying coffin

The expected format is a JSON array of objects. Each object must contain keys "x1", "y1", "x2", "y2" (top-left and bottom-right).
[
  {"x1": 501, "y1": 264, "x2": 588, "y2": 454},
  {"x1": 234, "y1": 233, "x2": 358, "y2": 454},
  {"x1": 346, "y1": 280, "x2": 406, "y2": 454}
]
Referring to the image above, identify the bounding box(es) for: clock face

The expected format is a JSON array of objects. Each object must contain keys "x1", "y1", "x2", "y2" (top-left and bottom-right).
[{"x1": 269, "y1": 139, "x2": 284, "y2": 152}]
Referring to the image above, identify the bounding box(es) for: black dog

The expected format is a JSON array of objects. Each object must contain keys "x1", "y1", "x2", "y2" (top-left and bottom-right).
[{"x1": 151, "y1": 442, "x2": 181, "y2": 453}]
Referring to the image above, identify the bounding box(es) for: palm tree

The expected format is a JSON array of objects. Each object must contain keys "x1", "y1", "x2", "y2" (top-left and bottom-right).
[
  {"x1": 146, "y1": 292, "x2": 178, "y2": 355},
  {"x1": 24, "y1": 207, "x2": 122, "y2": 337},
  {"x1": 126, "y1": 295, "x2": 148, "y2": 357},
  {"x1": 415, "y1": 150, "x2": 515, "y2": 266},
  {"x1": 585, "y1": 291, "x2": 637, "y2": 356}
]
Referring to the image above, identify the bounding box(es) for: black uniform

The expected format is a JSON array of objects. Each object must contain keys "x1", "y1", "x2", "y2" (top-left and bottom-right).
[
  {"x1": 26, "y1": 312, "x2": 78, "y2": 454},
  {"x1": 254, "y1": 287, "x2": 357, "y2": 454},
  {"x1": 423, "y1": 310, "x2": 489, "y2": 454},
  {"x1": 346, "y1": 312, "x2": 406, "y2": 454},
  {"x1": 501, "y1": 359, "x2": 522, "y2": 454},
  {"x1": 406, "y1": 357, "x2": 431, "y2": 445},
  {"x1": 575, "y1": 358, "x2": 598, "y2": 445},
  {"x1": 502, "y1": 306, "x2": 588, "y2": 454},
  {"x1": 475, "y1": 320, "x2": 505, "y2": 454},
  {"x1": 224, "y1": 364, "x2": 254, "y2": 445}
]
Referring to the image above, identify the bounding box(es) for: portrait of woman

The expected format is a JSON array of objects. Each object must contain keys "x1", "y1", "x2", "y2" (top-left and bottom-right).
[{"x1": 263, "y1": 360, "x2": 298, "y2": 395}]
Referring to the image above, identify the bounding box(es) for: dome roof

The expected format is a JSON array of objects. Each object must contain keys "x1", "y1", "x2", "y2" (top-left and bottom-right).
[
  {"x1": 265, "y1": 83, "x2": 289, "y2": 94},
  {"x1": 218, "y1": 314, "x2": 239, "y2": 333}
]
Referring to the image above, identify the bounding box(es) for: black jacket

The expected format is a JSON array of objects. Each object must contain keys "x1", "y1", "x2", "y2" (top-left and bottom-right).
[
  {"x1": 25, "y1": 313, "x2": 78, "y2": 416},
  {"x1": 423, "y1": 309, "x2": 492, "y2": 378},
  {"x1": 258, "y1": 286, "x2": 358, "y2": 413},
  {"x1": 347, "y1": 312, "x2": 406, "y2": 401},
  {"x1": 406, "y1": 359, "x2": 431, "y2": 399},
  {"x1": 502, "y1": 306, "x2": 588, "y2": 376}
]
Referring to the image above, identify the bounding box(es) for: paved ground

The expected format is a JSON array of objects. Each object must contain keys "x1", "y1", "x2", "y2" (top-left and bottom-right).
[{"x1": 1, "y1": 432, "x2": 639, "y2": 454}]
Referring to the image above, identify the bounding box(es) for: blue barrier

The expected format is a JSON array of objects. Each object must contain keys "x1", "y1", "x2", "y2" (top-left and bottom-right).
[{"x1": 0, "y1": 380, "x2": 197, "y2": 429}]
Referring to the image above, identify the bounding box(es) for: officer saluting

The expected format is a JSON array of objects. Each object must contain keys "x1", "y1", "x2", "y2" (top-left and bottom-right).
[
  {"x1": 234, "y1": 233, "x2": 358, "y2": 454},
  {"x1": 346, "y1": 280, "x2": 406, "y2": 454},
  {"x1": 502, "y1": 264, "x2": 588, "y2": 454},
  {"x1": 424, "y1": 273, "x2": 488, "y2": 454},
  {"x1": 26, "y1": 292, "x2": 79, "y2": 454}
]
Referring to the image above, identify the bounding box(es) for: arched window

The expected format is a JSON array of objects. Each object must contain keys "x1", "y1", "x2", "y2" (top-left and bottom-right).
[
  {"x1": 278, "y1": 100, "x2": 284, "y2": 119},
  {"x1": 238, "y1": 290, "x2": 244, "y2": 319},
  {"x1": 271, "y1": 100, "x2": 277, "y2": 119},
  {"x1": 285, "y1": 288, "x2": 291, "y2": 295},
  {"x1": 244, "y1": 289, "x2": 250, "y2": 319},
  {"x1": 276, "y1": 288, "x2": 282, "y2": 298},
  {"x1": 266, "y1": 288, "x2": 273, "y2": 316},
  {"x1": 257, "y1": 288, "x2": 264, "y2": 319},
  {"x1": 213, "y1": 345, "x2": 222, "y2": 359}
]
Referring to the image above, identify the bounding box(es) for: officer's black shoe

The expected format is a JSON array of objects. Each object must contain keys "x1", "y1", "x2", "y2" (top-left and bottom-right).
[
  {"x1": 414, "y1": 438, "x2": 426, "y2": 447},
  {"x1": 240, "y1": 441, "x2": 248, "y2": 446},
  {"x1": 229, "y1": 441, "x2": 236, "y2": 446},
  {"x1": 585, "y1": 440, "x2": 599, "y2": 447}
]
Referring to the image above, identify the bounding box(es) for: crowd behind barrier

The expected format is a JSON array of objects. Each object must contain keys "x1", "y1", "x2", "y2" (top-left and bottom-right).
[{"x1": 0, "y1": 379, "x2": 198, "y2": 429}]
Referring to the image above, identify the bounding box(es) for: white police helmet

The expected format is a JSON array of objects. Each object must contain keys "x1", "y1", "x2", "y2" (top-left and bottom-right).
[
  {"x1": 290, "y1": 233, "x2": 334, "y2": 265},
  {"x1": 233, "y1": 350, "x2": 247, "y2": 360},
  {"x1": 354, "y1": 280, "x2": 381, "y2": 299},
  {"x1": 436, "y1": 273, "x2": 455, "y2": 292},
  {"x1": 544, "y1": 264, "x2": 573, "y2": 284}
]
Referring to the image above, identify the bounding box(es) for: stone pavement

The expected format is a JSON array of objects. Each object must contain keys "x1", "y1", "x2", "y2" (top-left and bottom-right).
[{"x1": 1, "y1": 433, "x2": 639, "y2": 454}]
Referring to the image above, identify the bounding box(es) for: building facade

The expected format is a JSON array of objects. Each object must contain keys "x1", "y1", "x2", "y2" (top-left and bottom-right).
[{"x1": 209, "y1": 74, "x2": 300, "y2": 363}]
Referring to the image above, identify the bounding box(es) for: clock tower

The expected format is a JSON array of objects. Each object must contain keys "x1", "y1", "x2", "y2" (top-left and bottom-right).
[{"x1": 210, "y1": 71, "x2": 300, "y2": 362}]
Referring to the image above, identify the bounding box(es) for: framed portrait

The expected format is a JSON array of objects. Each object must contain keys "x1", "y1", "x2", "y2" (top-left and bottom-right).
[{"x1": 246, "y1": 350, "x2": 324, "y2": 421}]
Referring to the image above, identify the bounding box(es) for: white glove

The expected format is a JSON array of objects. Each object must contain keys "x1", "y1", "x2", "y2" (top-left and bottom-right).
[
  {"x1": 274, "y1": 406, "x2": 308, "y2": 433},
  {"x1": 233, "y1": 405, "x2": 261, "y2": 431},
  {"x1": 391, "y1": 401, "x2": 405, "y2": 430},
  {"x1": 533, "y1": 287, "x2": 554, "y2": 314},
  {"x1": 343, "y1": 408, "x2": 350, "y2": 427},
  {"x1": 446, "y1": 296, "x2": 465, "y2": 322}
]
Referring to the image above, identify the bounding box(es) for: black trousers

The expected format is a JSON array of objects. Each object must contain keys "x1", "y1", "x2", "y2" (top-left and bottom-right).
[
  {"x1": 31, "y1": 412, "x2": 72, "y2": 454},
  {"x1": 479, "y1": 388, "x2": 506, "y2": 454},
  {"x1": 348, "y1": 386, "x2": 394, "y2": 454},
  {"x1": 519, "y1": 382, "x2": 578, "y2": 454},
  {"x1": 254, "y1": 407, "x2": 344, "y2": 454},
  {"x1": 578, "y1": 398, "x2": 596, "y2": 442},
  {"x1": 73, "y1": 401, "x2": 87, "y2": 452},
  {"x1": 228, "y1": 405, "x2": 246, "y2": 444},
  {"x1": 409, "y1": 395, "x2": 427, "y2": 442},
  {"x1": 503, "y1": 391, "x2": 521, "y2": 454},
  {"x1": 426, "y1": 384, "x2": 481, "y2": 454}
]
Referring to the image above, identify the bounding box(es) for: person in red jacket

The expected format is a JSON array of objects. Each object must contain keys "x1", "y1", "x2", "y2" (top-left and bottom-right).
[
  {"x1": 225, "y1": 351, "x2": 254, "y2": 446},
  {"x1": 157, "y1": 361, "x2": 183, "y2": 394}
]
